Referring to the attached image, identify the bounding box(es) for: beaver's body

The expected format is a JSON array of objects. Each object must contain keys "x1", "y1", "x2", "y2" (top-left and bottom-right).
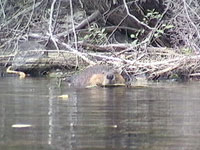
[{"x1": 70, "y1": 65, "x2": 126, "y2": 87}]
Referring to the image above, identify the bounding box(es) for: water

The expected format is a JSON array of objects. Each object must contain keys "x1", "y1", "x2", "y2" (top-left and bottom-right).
[{"x1": 0, "y1": 77, "x2": 200, "y2": 150}]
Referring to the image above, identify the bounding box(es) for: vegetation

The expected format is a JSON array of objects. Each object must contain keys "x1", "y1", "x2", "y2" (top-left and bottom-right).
[{"x1": 0, "y1": 0, "x2": 200, "y2": 80}]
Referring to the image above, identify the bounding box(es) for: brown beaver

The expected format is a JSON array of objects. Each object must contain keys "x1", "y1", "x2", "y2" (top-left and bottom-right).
[{"x1": 69, "y1": 65, "x2": 126, "y2": 87}]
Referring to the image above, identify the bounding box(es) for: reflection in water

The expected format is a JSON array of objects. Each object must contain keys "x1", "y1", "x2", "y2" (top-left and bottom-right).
[{"x1": 0, "y1": 78, "x2": 200, "y2": 150}]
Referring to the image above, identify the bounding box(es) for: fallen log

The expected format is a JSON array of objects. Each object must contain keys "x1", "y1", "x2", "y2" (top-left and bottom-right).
[{"x1": 0, "y1": 50, "x2": 89, "y2": 75}]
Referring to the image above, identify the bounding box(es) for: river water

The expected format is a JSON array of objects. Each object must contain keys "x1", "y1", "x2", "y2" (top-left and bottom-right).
[{"x1": 0, "y1": 77, "x2": 200, "y2": 150}]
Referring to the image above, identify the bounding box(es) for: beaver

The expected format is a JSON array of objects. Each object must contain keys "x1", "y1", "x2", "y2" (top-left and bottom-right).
[{"x1": 69, "y1": 65, "x2": 126, "y2": 87}]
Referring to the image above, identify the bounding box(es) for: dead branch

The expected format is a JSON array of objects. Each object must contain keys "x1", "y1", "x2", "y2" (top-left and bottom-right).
[
  {"x1": 148, "y1": 63, "x2": 181, "y2": 79},
  {"x1": 2, "y1": 1, "x2": 42, "y2": 27},
  {"x1": 56, "y1": 10, "x2": 101, "y2": 38},
  {"x1": 79, "y1": 43, "x2": 131, "y2": 52},
  {"x1": 122, "y1": 0, "x2": 153, "y2": 31}
]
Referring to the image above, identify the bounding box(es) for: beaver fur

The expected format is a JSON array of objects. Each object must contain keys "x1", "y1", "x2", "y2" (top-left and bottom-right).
[{"x1": 70, "y1": 65, "x2": 125, "y2": 87}]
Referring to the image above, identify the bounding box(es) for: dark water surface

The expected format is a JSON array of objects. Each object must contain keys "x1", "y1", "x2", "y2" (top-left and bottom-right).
[{"x1": 0, "y1": 77, "x2": 200, "y2": 150}]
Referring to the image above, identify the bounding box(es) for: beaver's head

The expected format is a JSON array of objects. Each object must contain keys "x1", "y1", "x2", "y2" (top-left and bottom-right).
[{"x1": 88, "y1": 70, "x2": 125, "y2": 87}]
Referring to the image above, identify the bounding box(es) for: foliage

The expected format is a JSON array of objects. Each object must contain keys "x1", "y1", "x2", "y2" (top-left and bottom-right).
[
  {"x1": 154, "y1": 24, "x2": 174, "y2": 38},
  {"x1": 130, "y1": 9, "x2": 174, "y2": 46},
  {"x1": 82, "y1": 24, "x2": 107, "y2": 45},
  {"x1": 143, "y1": 9, "x2": 161, "y2": 23}
]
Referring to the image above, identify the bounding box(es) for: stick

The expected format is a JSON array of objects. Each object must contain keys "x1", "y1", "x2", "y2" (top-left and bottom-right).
[{"x1": 55, "y1": 10, "x2": 101, "y2": 37}]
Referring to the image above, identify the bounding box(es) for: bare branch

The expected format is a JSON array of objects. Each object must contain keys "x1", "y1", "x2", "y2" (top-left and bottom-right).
[
  {"x1": 48, "y1": 0, "x2": 59, "y2": 51},
  {"x1": 122, "y1": 0, "x2": 153, "y2": 31}
]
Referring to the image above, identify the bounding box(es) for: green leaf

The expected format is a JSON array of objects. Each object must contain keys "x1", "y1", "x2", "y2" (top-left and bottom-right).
[
  {"x1": 165, "y1": 25, "x2": 174, "y2": 29},
  {"x1": 130, "y1": 34, "x2": 136, "y2": 38},
  {"x1": 157, "y1": 30, "x2": 164, "y2": 34}
]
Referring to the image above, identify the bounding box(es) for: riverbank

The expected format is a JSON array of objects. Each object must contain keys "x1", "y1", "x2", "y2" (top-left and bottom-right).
[{"x1": 1, "y1": 45, "x2": 200, "y2": 81}]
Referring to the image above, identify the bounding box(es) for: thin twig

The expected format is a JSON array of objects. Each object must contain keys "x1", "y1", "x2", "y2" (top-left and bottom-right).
[
  {"x1": 2, "y1": 1, "x2": 42, "y2": 27},
  {"x1": 52, "y1": 0, "x2": 61, "y2": 33},
  {"x1": 49, "y1": 0, "x2": 59, "y2": 51},
  {"x1": 69, "y1": 0, "x2": 78, "y2": 50},
  {"x1": 146, "y1": 1, "x2": 172, "y2": 46},
  {"x1": 107, "y1": 14, "x2": 128, "y2": 41},
  {"x1": 23, "y1": 0, "x2": 36, "y2": 31},
  {"x1": 0, "y1": 0, "x2": 6, "y2": 18},
  {"x1": 122, "y1": 0, "x2": 153, "y2": 31},
  {"x1": 55, "y1": 10, "x2": 101, "y2": 38},
  {"x1": 183, "y1": 0, "x2": 200, "y2": 41}
]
